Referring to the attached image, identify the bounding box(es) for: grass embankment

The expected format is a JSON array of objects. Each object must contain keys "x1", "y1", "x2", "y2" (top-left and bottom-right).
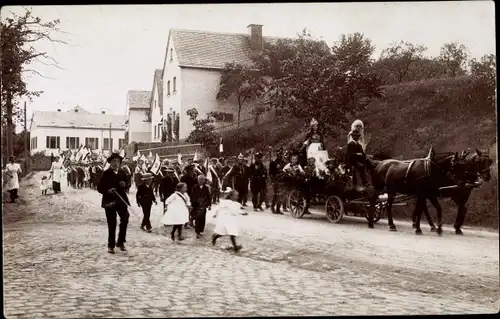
[{"x1": 223, "y1": 76, "x2": 498, "y2": 228}]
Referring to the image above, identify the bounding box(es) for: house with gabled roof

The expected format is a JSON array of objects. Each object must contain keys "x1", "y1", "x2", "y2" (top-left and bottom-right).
[
  {"x1": 161, "y1": 24, "x2": 283, "y2": 140},
  {"x1": 149, "y1": 69, "x2": 164, "y2": 142},
  {"x1": 126, "y1": 90, "x2": 152, "y2": 143},
  {"x1": 29, "y1": 105, "x2": 126, "y2": 156}
]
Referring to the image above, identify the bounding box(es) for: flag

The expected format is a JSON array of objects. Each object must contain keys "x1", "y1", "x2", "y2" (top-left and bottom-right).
[
  {"x1": 140, "y1": 154, "x2": 147, "y2": 162},
  {"x1": 75, "y1": 145, "x2": 84, "y2": 162},
  {"x1": 204, "y1": 157, "x2": 212, "y2": 183},
  {"x1": 148, "y1": 151, "x2": 153, "y2": 159},
  {"x1": 193, "y1": 150, "x2": 198, "y2": 161},
  {"x1": 219, "y1": 137, "x2": 223, "y2": 153},
  {"x1": 119, "y1": 149, "x2": 125, "y2": 158},
  {"x1": 150, "y1": 153, "x2": 161, "y2": 175},
  {"x1": 177, "y1": 151, "x2": 183, "y2": 165},
  {"x1": 137, "y1": 150, "x2": 141, "y2": 158},
  {"x1": 103, "y1": 161, "x2": 110, "y2": 171}
]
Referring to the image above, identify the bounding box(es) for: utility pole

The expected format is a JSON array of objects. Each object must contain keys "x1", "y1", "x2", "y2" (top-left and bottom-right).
[
  {"x1": 109, "y1": 122, "x2": 112, "y2": 153},
  {"x1": 24, "y1": 101, "x2": 29, "y2": 170}
]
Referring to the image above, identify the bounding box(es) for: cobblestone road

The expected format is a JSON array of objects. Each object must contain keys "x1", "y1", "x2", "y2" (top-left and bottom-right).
[{"x1": 3, "y1": 173, "x2": 499, "y2": 317}]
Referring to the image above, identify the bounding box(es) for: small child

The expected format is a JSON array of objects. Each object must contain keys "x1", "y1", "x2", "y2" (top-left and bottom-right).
[
  {"x1": 40, "y1": 176, "x2": 49, "y2": 195},
  {"x1": 161, "y1": 182, "x2": 191, "y2": 242},
  {"x1": 212, "y1": 187, "x2": 245, "y2": 252}
]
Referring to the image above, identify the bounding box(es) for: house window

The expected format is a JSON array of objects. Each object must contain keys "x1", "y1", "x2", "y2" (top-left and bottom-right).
[
  {"x1": 119, "y1": 139, "x2": 126, "y2": 148},
  {"x1": 173, "y1": 77, "x2": 177, "y2": 93},
  {"x1": 167, "y1": 80, "x2": 171, "y2": 96},
  {"x1": 158, "y1": 124, "x2": 162, "y2": 140},
  {"x1": 46, "y1": 136, "x2": 60, "y2": 149},
  {"x1": 65, "y1": 137, "x2": 80, "y2": 150},
  {"x1": 154, "y1": 126, "x2": 157, "y2": 139},
  {"x1": 170, "y1": 48, "x2": 173, "y2": 62},
  {"x1": 103, "y1": 138, "x2": 113, "y2": 150},
  {"x1": 214, "y1": 112, "x2": 234, "y2": 123},
  {"x1": 31, "y1": 137, "x2": 37, "y2": 150},
  {"x1": 154, "y1": 100, "x2": 157, "y2": 109},
  {"x1": 85, "y1": 137, "x2": 99, "y2": 150}
]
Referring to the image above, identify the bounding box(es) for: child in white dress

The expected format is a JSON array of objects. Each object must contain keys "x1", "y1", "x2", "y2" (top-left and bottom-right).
[
  {"x1": 40, "y1": 176, "x2": 50, "y2": 195},
  {"x1": 161, "y1": 182, "x2": 191, "y2": 241},
  {"x1": 211, "y1": 187, "x2": 245, "y2": 252}
]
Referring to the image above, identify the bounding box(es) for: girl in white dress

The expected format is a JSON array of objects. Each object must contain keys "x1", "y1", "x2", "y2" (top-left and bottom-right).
[
  {"x1": 49, "y1": 156, "x2": 63, "y2": 194},
  {"x1": 161, "y1": 182, "x2": 191, "y2": 241},
  {"x1": 4, "y1": 156, "x2": 22, "y2": 203},
  {"x1": 40, "y1": 176, "x2": 50, "y2": 195},
  {"x1": 211, "y1": 187, "x2": 245, "y2": 252}
]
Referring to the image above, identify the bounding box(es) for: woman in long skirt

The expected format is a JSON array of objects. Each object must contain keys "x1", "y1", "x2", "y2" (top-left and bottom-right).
[
  {"x1": 211, "y1": 187, "x2": 245, "y2": 252},
  {"x1": 4, "y1": 156, "x2": 22, "y2": 203},
  {"x1": 50, "y1": 155, "x2": 64, "y2": 194}
]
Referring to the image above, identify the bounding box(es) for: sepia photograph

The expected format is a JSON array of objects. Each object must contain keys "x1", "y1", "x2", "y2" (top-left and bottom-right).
[{"x1": 1, "y1": 2, "x2": 497, "y2": 317}]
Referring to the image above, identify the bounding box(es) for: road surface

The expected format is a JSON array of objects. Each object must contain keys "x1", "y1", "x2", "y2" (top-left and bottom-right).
[{"x1": 3, "y1": 172, "x2": 499, "y2": 317}]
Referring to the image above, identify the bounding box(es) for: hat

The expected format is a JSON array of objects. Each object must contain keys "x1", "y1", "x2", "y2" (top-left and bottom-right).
[
  {"x1": 237, "y1": 153, "x2": 244, "y2": 160},
  {"x1": 107, "y1": 152, "x2": 123, "y2": 163},
  {"x1": 141, "y1": 173, "x2": 154, "y2": 181}
]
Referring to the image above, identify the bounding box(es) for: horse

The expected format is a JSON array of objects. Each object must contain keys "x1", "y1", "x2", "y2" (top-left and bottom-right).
[
  {"x1": 363, "y1": 147, "x2": 467, "y2": 234},
  {"x1": 412, "y1": 149, "x2": 494, "y2": 235}
]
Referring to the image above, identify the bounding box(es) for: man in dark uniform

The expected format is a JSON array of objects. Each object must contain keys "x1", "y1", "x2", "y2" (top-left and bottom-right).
[
  {"x1": 159, "y1": 166, "x2": 176, "y2": 211},
  {"x1": 232, "y1": 154, "x2": 249, "y2": 208},
  {"x1": 269, "y1": 148, "x2": 285, "y2": 214},
  {"x1": 249, "y1": 152, "x2": 268, "y2": 212}
]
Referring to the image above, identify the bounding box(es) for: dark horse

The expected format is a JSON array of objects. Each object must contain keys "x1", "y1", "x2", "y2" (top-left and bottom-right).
[
  {"x1": 363, "y1": 147, "x2": 467, "y2": 234},
  {"x1": 412, "y1": 149, "x2": 493, "y2": 235}
]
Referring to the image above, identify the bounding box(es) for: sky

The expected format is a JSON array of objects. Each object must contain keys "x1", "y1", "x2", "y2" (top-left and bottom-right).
[{"x1": 3, "y1": 2, "x2": 496, "y2": 132}]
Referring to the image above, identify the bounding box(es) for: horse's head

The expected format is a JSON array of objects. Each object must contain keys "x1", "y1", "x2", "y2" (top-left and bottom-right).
[{"x1": 461, "y1": 149, "x2": 494, "y2": 182}]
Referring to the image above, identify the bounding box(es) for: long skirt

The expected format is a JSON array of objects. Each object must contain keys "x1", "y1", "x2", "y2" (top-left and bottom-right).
[{"x1": 53, "y1": 182, "x2": 61, "y2": 193}]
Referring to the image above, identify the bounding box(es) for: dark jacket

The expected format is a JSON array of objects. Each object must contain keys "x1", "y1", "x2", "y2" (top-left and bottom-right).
[
  {"x1": 97, "y1": 168, "x2": 130, "y2": 208},
  {"x1": 181, "y1": 174, "x2": 198, "y2": 197},
  {"x1": 249, "y1": 161, "x2": 268, "y2": 187},
  {"x1": 221, "y1": 166, "x2": 232, "y2": 188},
  {"x1": 346, "y1": 141, "x2": 365, "y2": 167},
  {"x1": 159, "y1": 174, "x2": 176, "y2": 201},
  {"x1": 231, "y1": 163, "x2": 249, "y2": 189},
  {"x1": 136, "y1": 183, "x2": 156, "y2": 207},
  {"x1": 190, "y1": 184, "x2": 211, "y2": 211}
]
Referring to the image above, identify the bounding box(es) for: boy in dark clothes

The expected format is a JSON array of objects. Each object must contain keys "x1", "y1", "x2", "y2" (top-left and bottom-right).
[
  {"x1": 190, "y1": 174, "x2": 212, "y2": 238},
  {"x1": 136, "y1": 173, "x2": 157, "y2": 233}
]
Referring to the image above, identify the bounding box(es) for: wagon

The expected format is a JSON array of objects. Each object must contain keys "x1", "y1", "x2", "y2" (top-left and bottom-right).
[{"x1": 284, "y1": 171, "x2": 410, "y2": 224}]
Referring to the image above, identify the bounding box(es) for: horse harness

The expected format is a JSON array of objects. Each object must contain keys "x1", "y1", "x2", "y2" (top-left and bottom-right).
[{"x1": 402, "y1": 158, "x2": 431, "y2": 185}]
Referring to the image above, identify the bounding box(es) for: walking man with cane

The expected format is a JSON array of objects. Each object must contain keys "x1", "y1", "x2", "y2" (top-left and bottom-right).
[{"x1": 98, "y1": 152, "x2": 131, "y2": 254}]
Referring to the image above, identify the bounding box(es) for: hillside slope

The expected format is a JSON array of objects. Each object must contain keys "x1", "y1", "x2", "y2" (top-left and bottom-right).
[{"x1": 224, "y1": 76, "x2": 498, "y2": 228}]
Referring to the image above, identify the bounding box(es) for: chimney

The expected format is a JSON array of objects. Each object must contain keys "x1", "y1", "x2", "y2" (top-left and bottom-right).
[
  {"x1": 101, "y1": 111, "x2": 106, "y2": 114},
  {"x1": 57, "y1": 109, "x2": 61, "y2": 112},
  {"x1": 247, "y1": 24, "x2": 263, "y2": 51}
]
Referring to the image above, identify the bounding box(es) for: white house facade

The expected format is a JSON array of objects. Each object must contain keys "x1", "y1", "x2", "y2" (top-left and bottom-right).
[
  {"x1": 126, "y1": 90, "x2": 152, "y2": 143},
  {"x1": 149, "y1": 69, "x2": 165, "y2": 142},
  {"x1": 161, "y1": 24, "x2": 281, "y2": 140},
  {"x1": 29, "y1": 106, "x2": 126, "y2": 156}
]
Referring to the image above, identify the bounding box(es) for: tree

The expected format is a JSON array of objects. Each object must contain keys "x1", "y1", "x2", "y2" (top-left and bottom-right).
[
  {"x1": 185, "y1": 108, "x2": 219, "y2": 148},
  {"x1": 262, "y1": 30, "x2": 382, "y2": 134},
  {"x1": 166, "y1": 113, "x2": 173, "y2": 142},
  {"x1": 173, "y1": 113, "x2": 180, "y2": 141},
  {"x1": 331, "y1": 32, "x2": 375, "y2": 75},
  {"x1": 216, "y1": 62, "x2": 267, "y2": 128},
  {"x1": 469, "y1": 54, "x2": 496, "y2": 108},
  {"x1": 1, "y1": 8, "x2": 66, "y2": 157},
  {"x1": 438, "y1": 42, "x2": 469, "y2": 77},
  {"x1": 379, "y1": 41, "x2": 428, "y2": 83}
]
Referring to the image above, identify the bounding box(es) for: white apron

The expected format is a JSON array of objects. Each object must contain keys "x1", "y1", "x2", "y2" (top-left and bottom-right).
[
  {"x1": 4, "y1": 163, "x2": 21, "y2": 191},
  {"x1": 50, "y1": 161, "x2": 64, "y2": 184},
  {"x1": 161, "y1": 191, "x2": 190, "y2": 225},
  {"x1": 213, "y1": 199, "x2": 244, "y2": 236}
]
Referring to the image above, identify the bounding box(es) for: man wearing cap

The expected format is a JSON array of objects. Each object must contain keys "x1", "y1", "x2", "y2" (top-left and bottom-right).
[
  {"x1": 248, "y1": 151, "x2": 268, "y2": 212},
  {"x1": 97, "y1": 153, "x2": 131, "y2": 254},
  {"x1": 136, "y1": 172, "x2": 157, "y2": 233},
  {"x1": 346, "y1": 128, "x2": 369, "y2": 192},
  {"x1": 231, "y1": 154, "x2": 250, "y2": 208},
  {"x1": 159, "y1": 166, "x2": 176, "y2": 211},
  {"x1": 269, "y1": 148, "x2": 286, "y2": 214}
]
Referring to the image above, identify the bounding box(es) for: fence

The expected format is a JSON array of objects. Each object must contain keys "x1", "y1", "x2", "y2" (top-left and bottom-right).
[{"x1": 212, "y1": 111, "x2": 278, "y2": 134}]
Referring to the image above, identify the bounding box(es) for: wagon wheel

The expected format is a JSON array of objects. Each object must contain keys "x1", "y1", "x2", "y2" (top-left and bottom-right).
[
  {"x1": 365, "y1": 204, "x2": 383, "y2": 223},
  {"x1": 288, "y1": 190, "x2": 306, "y2": 219},
  {"x1": 325, "y1": 195, "x2": 344, "y2": 223}
]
